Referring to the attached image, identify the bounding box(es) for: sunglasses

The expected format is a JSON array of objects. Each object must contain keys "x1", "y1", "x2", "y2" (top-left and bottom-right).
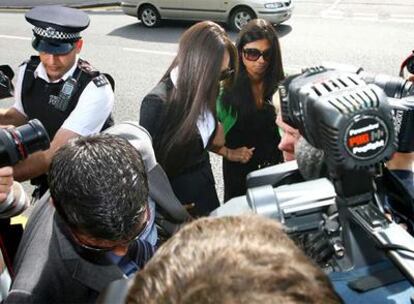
[
  {"x1": 220, "y1": 67, "x2": 234, "y2": 81},
  {"x1": 71, "y1": 207, "x2": 149, "y2": 253},
  {"x1": 243, "y1": 48, "x2": 272, "y2": 62}
]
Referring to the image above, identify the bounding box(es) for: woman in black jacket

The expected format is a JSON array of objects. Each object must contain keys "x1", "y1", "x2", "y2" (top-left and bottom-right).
[
  {"x1": 140, "y1": 21, "x2": 237, "y2": 216},
  {"x1": 216, "y1": 19, "x2": 284, "y2": 201}
]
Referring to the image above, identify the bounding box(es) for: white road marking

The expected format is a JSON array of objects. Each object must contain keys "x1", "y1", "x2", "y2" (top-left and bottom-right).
[
  {"x1": 294, "y1": 13, "x2": 414, "y2": 24},
  {"x1": 388, "y1": 17, "x2": 414, "y2": 24},
  {"x1": 0, "y1": 34, "x2": 30, "y2": 41},
  {"x1": 326, "y1": 0, "x2": 343, "y2": 12},
  {"x1": 123, "y1": 47, "x2": 175, "y2": 56}
]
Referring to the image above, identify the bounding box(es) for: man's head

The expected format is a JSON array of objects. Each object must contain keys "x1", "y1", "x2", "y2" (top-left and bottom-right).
[
  {"x1": 276, "y1": 113, "x2": 301, "y2": 161},
  {"x1": 25, "y1": 5, "x2": 89, "y2": 81},
  {"x1": 126, "y1": 214, "x2": 342, "y2": 304},
  {"x1": 37, "y1": 41, "x2": 82, "y2": 82},
  {"x1": 49, "y1": 134, "x2": 148, "y2": 256}
]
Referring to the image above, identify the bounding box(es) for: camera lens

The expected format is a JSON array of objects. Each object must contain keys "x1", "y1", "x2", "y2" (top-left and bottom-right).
[
  {"x1": 17, "y1": 119, "x2": 50, "y2": 156},
  {"x1": 0, "y1": 119, "x2": 50, "y2": 167}
]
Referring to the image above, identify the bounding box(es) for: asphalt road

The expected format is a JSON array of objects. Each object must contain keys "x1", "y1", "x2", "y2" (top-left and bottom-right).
[{"x1": 0, "y1": 0, "x2": 414, "y2": 201}]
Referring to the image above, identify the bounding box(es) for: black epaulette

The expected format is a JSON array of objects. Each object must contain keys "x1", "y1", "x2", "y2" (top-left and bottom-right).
[
  {"x1": 92, "y1": 74, "x2": 109, "y2": 88},
  {"x1": 77, "y1": 59, "x2": 110, "y2": 88},
  {"x1": 77, "y1": 59, "x2": 100, "y2": 78},
  {"x1": 20, "y1": 56, "x2": 40, "y2": 67},
  {"x1": 19, "y1": 60, "x2": 28, "y2": 67},
  {"x1": 19, "y1": 56, "x2": 36, "y2": 67}
]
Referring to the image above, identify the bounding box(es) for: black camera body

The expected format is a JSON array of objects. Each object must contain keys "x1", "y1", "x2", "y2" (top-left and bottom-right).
[
  {"x1": 0, "y1": 65, "x2": 14, "y2": 100},
  {"x1": 280, "y1": 66, "x2": 396, "y2": 173},
  {"x1": 0, "y1": 65, "x2": 50, "y2": 166}
]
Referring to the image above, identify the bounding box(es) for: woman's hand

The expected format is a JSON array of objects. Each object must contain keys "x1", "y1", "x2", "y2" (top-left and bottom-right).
[
  {"x1": 213, "y1": 145, "x2": 255, "y2": 163},
  {"x1": 227, "y1": 146, "x2": 255, "y2": 163}
]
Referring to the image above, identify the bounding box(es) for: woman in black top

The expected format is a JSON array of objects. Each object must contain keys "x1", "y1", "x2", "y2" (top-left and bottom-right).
[
  {"x1": 216, "y1": 19, "x2": 284, "y2": 201},
  {"x1": 140, "y1": 21, "x2": 237, "y2": 216}
]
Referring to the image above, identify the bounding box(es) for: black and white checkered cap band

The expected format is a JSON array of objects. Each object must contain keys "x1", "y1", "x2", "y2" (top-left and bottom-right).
[{"x1": 33, "y1": 26, "x2": 81, "y2": 40}]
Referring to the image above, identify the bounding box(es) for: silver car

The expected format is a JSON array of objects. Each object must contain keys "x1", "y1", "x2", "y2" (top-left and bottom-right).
[{"x1": 121, "y1": 0, "x2": 293, "y2": 31}]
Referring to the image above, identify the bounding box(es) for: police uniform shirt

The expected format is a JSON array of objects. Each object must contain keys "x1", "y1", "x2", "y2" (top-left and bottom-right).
[{"x1": 13, "y1": 58, "x2": 114, "y2": 136}]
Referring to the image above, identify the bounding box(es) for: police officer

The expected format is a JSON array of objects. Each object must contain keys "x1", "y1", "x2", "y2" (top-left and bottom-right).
[{"x1": 0, "y1": 5, "x2": 114, "y2": 196}]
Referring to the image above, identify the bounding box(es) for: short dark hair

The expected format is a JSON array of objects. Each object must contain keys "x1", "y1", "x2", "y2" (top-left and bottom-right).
[
  {"x1": 49, "y1": 134, "x2": 148, "y2": 242},
  {"x1": 126, "y1": 215, "x2": 342, "y2": 304}
]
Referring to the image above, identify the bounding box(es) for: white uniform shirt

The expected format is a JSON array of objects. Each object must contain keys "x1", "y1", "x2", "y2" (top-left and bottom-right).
[{"x1": 13, "y1": 59, "x2": 114, "y2": 136}]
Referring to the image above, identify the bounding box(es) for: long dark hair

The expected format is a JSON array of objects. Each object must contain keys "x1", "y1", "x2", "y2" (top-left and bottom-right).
[
  {"x1": 222, "y1": 19, "x2": 284, "y2": 121},
  {"x1": 155, "y1": 21, "x2": 238, "y2": 172}
]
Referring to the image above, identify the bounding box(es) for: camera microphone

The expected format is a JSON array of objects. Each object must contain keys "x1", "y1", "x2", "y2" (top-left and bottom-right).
[{"x1": 294, "y1": 137, "x2": 326, "y2": 181}]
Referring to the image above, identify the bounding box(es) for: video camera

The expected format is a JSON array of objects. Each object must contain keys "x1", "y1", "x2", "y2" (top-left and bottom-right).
[
  {"x1": 0, "y1": 65, "x2": 50, "y2": 166},
  {"x1": 280, "y1": 66, "x2": 397, "y2": 173},
  {"x1": 212, "y1": 65, "x2": 414, "y2": 284}
]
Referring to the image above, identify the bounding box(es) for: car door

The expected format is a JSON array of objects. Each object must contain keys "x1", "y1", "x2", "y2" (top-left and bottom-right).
[
  {"x1": 154, "y1": 0, "x2": 184, "y2": 19},
  {"x1": 179, "y1": 0, "x2": 228, "y2": 22}
]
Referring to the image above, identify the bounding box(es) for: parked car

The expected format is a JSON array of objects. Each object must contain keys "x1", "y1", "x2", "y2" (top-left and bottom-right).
[{"x1": 121, "y1": 0, "x2": 294, "y2": 31}]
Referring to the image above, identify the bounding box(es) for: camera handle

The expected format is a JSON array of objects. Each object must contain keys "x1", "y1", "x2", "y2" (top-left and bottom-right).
[
  {"x1": 334, "y1": 191, "x2": 414, "y2": 286},
  {"x1": 349, "y1": 202, "x2": 414, "y2": 284}
]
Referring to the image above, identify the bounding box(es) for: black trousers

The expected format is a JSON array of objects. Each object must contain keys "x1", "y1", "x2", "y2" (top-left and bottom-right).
[{"x1": 170, "y1": 158, "x2": 220, "y2": 217}]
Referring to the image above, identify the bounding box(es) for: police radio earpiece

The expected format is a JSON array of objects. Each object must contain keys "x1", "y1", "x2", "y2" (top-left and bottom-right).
[{"x1": 399, "y1": 50, "x2": 414, "y2": 77}]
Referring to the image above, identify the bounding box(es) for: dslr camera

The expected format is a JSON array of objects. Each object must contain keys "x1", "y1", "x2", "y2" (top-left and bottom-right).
[{"x1": 0, "y1": 65, "x2": 50, "y2": 166}]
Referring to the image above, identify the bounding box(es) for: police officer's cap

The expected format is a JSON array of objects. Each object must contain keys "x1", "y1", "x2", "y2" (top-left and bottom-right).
[{"x1": 25, "y1": 5, "x2": 90, "y2": 55}]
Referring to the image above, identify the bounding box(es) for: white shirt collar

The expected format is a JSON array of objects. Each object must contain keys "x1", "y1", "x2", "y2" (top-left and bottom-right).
[
  {"x1": 197, "y1": 111, "x2": 215, "y2": 148},
  {"x1": 34, "y1": 57, "x2": 78, "y2": 83},
  {"x1": 170, "y1": 65, "x2": 179, "y2": 87}
]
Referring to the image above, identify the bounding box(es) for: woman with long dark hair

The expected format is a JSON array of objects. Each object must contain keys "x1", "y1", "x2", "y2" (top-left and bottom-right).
[
  {"x1": 140, "y1": 21, "x2": 237, "y2": 216},
  {"x1": 216, "y1": 19, "x2": 284, "y2": 201}
]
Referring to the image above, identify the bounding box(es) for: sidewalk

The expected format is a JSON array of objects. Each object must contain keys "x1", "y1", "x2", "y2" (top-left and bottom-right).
[{"x1": 0, "y1": 1, "x2": 120, "y2": 9}]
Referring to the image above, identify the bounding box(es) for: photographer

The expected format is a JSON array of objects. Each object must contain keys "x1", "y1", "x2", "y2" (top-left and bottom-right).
[
  {"x1": 276, "y1": 112, "x2": 301, "y2": 162},
  {"x1": 0, "y1": 5, "x2": 114, "y2": 198}
]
